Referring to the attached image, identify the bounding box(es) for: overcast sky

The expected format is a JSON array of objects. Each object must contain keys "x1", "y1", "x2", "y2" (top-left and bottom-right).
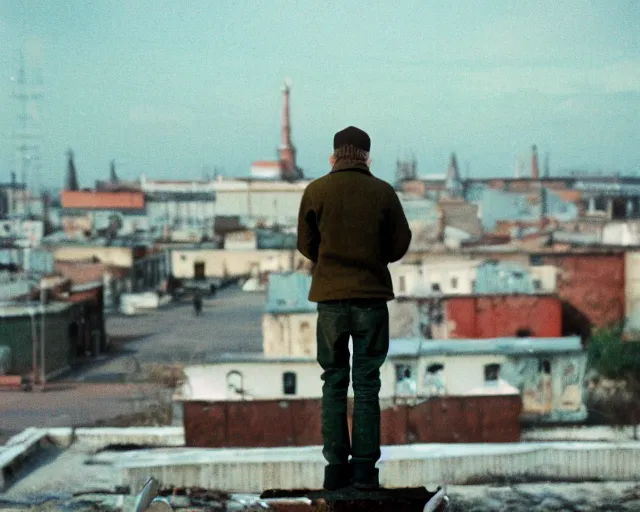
[{"x1": 1, "y1": 0, "x2": 639, "y2": 188}]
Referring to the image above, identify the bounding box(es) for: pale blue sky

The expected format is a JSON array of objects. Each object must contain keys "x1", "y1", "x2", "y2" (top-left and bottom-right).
[{"x1": 1, "y1": 0, "x2": 639, "y2": 187}]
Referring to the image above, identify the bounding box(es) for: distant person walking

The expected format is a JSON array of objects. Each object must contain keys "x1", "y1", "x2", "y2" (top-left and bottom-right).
[
  {"x1": 193, "y1": 292, "x2": 203, "y2": 317},
  {"x1": 297, "y1": 126, "x2": 412, "y2": 490}
]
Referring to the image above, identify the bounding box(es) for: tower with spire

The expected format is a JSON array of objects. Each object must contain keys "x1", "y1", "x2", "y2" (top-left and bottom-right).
[
  {"x1": 109, "y1": 159, "x2": 118, "y2": 183},
  {"x1": 445, "y1": 152, "x2": 463, "y2": 198},
  {"x1": 278, "y1": 79, "x2": 302, "y2": 181},
  {"x1": 65, "y1": 149, "x2": 79, "y2": 191}
]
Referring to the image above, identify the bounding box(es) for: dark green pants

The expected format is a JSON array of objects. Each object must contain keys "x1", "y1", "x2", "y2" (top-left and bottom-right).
[{"x1": 316, "y1": 298, "x2": 389, "y2": 467}]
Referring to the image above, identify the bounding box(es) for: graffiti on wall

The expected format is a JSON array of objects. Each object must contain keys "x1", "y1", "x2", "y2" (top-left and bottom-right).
[
  {"x1": 519, "y1": 358, "x2": 553, "y2": 414},
  {"x1": 557, "y1": 358, "x2": 582, "y2": 411},
  {"x1": 501, "y1": 354, "x2": 586, "y2": 419},
  {"x1": 423, "y1": 363, "x2": 446, "y2": 396}
]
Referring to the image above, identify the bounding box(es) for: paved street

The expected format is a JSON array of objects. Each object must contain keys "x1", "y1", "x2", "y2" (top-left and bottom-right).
[
  {"x1": 0, "y1": 285, "x2": 267, "y2": 443},
  {"x1": 104, "y1": 285, "x2": 266, "y2": 365}
]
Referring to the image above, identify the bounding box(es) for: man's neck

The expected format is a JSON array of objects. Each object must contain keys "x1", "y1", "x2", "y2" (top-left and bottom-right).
[{"x1": 331, "y1": 160, "x2": 370, "y2": 174}]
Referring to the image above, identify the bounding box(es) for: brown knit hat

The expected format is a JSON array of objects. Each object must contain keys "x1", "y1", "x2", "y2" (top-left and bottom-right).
[{"x1": 333, "y1": 126, "x2": 371, "y2": 152}]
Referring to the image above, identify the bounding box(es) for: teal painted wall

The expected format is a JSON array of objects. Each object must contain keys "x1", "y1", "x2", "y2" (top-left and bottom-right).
[{"x1": 0, "y1": 306, "x2": 74, "y2": 377}]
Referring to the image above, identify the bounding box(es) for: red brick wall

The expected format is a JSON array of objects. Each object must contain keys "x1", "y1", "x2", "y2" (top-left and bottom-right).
[
  {"x1": 183, "y1": 395, "x2": 521, "y2": 448},
  {"x1": 445, "y1": 295, "x2": 562, "y2": 338},
  {"x1": 541, "y1": 254, "x2": 625, "y2": 330}
]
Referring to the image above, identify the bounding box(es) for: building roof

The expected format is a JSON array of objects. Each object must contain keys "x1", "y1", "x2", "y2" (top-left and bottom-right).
[
  {"x1": 60, "y1": 190, "x2": 145, "y2": 210},
  {"x1": 264, "y1": 272, "x2": 315, "y2": 314},
  {"x1": 472, "y1": 187, "x2": 578, "y2": 231},
  {"x1": 252, "y1": 161, "x2": 280, "y2": 168},
  {"x1": 387, "y1": 336, "x2": 583, "y2": 357},
  {"x1": 183, "y1": 352, "x2": 317, "y2": 364},
  {"x1": 214, "y1": 216, "x2": 247, "y2": 235},
  {"x1": 417, "y1": 174, "x2": 446, "y2": 182},
  {"x1": 0, "y1": 300, "x2": 72, "y2": 318},
  {"x1": 399, "y1": 197, "x2": 441, "y2": 222},
  {"x1": 256, "y1": 229, "x2": 297, "y2": 250},
  {"x1": 0, "y1": 279, "x2": 35, "y2": 301},
  {"x1": 70, "y1": 281, "x2": 104, "y2": 293},
  {"x1": 0, "y1": 249, "x2": 54, "y2": 275},
  {"x1": 439, "y1": 200, "x2": 483, "y2": 238},
  {"x1": 551, "y1": 231, "x2": 601, "y2": 246}
]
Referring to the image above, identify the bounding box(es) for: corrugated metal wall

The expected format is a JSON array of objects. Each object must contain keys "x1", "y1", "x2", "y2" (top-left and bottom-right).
[
  {"x1": 119, "y1": 443, "x2": 640, "y2": 493},
  {"x1": 0, "y1": 308, "x2": 74, "y2": 377}
]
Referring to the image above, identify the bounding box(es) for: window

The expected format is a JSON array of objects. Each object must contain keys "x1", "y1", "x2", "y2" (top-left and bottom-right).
[
  {"x1": 283, "y1": 372, "x2": 297, "y2": 395},
  {"x1": 539, "y1": 359, "x2": 551, "y2": 375},
  {"x1": 533, "y1": 279, "x2": 542, "y2": 290},
  {"x1": 399, "y1": 275, "x2": 406, "y2": 292},
  {"x1": 484, "y1": 363, "x2": 501, "y2": 383},
  {"x1": 431, "y1": 283, "x2": 441, "y2": 292},
  {"x1": 395, "y1": 364, "x2": 416, "y2": 395},
  {"x1": 450, "y1": 277, "x2": 458, "y2": 289},
  {"x1": 424, "y1": 363, "x2": 446, "y2": 396}
]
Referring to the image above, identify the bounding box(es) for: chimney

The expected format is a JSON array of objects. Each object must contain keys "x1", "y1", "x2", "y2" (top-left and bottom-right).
[{"x1": 531, "y1": 145, "x2": 539, "y2": 180}]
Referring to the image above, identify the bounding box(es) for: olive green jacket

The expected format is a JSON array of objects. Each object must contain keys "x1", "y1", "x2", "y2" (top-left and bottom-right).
[{"x1": 297, "y1": 161, "x2": 412, "y2": 302}]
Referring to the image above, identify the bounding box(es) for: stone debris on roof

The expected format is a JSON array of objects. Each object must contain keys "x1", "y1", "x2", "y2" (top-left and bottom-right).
[{"x1": 5, "y1": 427, "x2": 640, "y2": 510}]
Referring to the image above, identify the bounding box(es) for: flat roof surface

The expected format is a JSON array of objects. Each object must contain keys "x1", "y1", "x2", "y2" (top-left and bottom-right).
[{"x1": 388, "y1": 337, "x2": 583, "y2": 357}]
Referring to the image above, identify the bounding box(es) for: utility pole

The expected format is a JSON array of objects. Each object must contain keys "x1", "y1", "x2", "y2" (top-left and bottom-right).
[{"x1": 39, "y1": 286, "x2": 46, "y2": 390}]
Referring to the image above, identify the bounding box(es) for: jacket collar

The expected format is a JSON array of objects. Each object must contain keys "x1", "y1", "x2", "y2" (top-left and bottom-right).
[{"x1": 330, "y1": 160, "x2": 371, "y2": 175}]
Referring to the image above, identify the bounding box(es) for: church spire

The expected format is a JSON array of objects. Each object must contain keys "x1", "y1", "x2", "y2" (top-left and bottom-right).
[
  {"x1": 445, "y1": 152, "x2": 463, "y2": 198},
  {"x1": 110, "y1": 159, "x2": 118, "y2": 183},
  {"x1": 65, "y1": 149, "x2": 79, "y2": 191}
]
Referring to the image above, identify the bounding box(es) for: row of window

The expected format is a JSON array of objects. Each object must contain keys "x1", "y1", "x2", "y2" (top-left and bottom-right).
[
  {"x1": 394, "y1": 359, "x2": 553, "y2": 392},
  {"x1": 277, "y1": 359, "x2": 556, "y2": 397}
]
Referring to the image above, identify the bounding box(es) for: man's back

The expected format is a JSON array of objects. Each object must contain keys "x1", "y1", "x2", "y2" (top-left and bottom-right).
[
  {"x1": 298, "y1": 161, "x2": 412, "y2": 302},
  {"x1": 298, "y1": 126, "x2": 412, "y2": 491}
]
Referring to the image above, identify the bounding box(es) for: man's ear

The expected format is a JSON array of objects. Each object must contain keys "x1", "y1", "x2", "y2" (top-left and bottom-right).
[{"x1": 329, "y1": 153, "x2": 335, "y2": 166}]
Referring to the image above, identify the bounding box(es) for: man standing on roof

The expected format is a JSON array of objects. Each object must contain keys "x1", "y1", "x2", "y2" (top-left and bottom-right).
[{"x1": 297, "y1": 126, "x2": 412, "y2": 490}]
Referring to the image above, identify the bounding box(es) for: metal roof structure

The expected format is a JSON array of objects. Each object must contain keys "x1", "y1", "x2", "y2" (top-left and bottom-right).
[
  {"x1": 471, "y1": 186, "x2": 578, "y2": 231},
  {"x1": 387, "y1": 336, "x2": 583, "y2": 357},
  {"x1": 0, "y1": 300, "x2": 72, "y2": 318}
]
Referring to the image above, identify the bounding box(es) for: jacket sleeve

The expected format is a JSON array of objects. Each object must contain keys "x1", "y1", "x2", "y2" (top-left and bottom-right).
[
  {"x1": 387, "y1": 191, "x2": 412, "y2": 263},
  {"x1": 297, "y1": 189, "x2": 320, "y2": 262}
]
